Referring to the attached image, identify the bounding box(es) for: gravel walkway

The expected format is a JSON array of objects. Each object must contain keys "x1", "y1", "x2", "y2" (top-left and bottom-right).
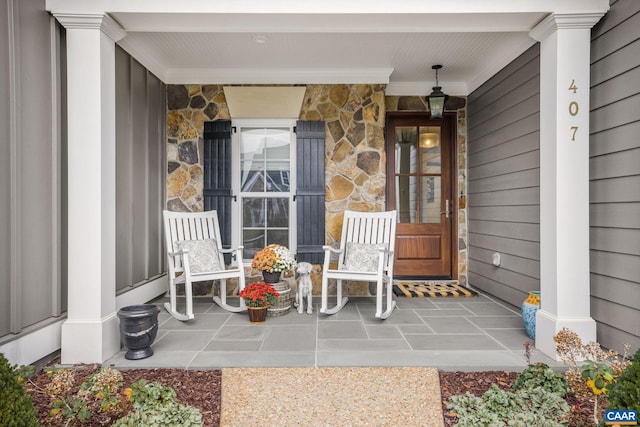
[{"x1": 221, "y1": 367, "x2": 444, "y2": 426}]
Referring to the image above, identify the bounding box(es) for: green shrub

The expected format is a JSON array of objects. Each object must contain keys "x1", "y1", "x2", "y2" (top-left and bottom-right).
[
  {"x1": 114, "y1": 379, "x2": 203, "y2": 427},
  {"x1": 512, "y1": 362, "x2": 569, "y2": 397},
  {"x1": 0, "y1": 353, "x2": 38, "y2": 427},
  {"x1": 448, "y1": 384, "x2": 570, "y2": 427},
  {"x1": 606, "y1": 348, "x2": 640, "y2": 413}
]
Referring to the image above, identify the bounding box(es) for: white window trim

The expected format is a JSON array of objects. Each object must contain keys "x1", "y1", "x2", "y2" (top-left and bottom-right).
[{"x1": 231, "y1": 119, "x2": 297, "y2": 264}]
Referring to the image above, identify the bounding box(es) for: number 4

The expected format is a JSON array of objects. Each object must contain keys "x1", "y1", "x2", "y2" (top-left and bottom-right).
[{"x1": 568, "y1": 80, "x2": 578, "y2": 93}]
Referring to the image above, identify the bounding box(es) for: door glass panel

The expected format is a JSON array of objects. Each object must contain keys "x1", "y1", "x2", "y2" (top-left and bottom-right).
[
  {"x1": 419, "y1": 126, "x2": 441, "y2": 174},
  {"x1": 394, "y1": 125, "x2": 443, "y2": 225},
  {"x1": 396, "y1": 175, "x2": 417, "y2": 223},
  {"x1": 420, "y1": 176, "x2": 441, "y2": 223},
  {"x1": 395, "y1": 126, "x2": 417, "y2": 174}
]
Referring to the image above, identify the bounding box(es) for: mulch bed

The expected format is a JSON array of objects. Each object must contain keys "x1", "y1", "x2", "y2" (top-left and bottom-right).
[
  {"x1": 25, "y1": 366, "x2": 221, "y2": 427},
  {"x1": 439, "y1": 370, "x2": 597, "y2": 427},
  {"x1": 24, "y1": 367, "x2": 596, "y2": 426}
]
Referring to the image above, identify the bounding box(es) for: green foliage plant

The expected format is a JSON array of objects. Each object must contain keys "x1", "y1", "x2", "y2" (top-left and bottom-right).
[
  {"x1": 606, "y1": 348, "x2": 640, "y2": 413},
  {"x1": 448, "y1": 384, "x2": 570, "y2": 427},
  {"x1": 113, "y1": 379, "x2": 203, "y2": 427},
  {"x1": 512, "y1": 362, "x2": 569, "y2": 397},
  {"x1": 0, "y1": 353, "x2": 38, "y2": 427}
]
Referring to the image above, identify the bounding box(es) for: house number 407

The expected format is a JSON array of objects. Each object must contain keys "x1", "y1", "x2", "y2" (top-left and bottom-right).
[{"x1": 569, "y1": 79, "x2": 579, "y2": 141}]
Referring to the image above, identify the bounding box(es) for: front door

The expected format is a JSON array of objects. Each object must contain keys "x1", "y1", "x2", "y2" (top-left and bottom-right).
[{"x1": 385, "y1": 112, "x2": 456, "y2": 278}]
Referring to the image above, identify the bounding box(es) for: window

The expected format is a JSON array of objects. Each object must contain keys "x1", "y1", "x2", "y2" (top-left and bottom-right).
[
  {"x1": 232, "y1": 120, "x2": 296, "y2": 261},
  {"x1": 203, "y1": 119, "x2": 325, "y2": 265}
]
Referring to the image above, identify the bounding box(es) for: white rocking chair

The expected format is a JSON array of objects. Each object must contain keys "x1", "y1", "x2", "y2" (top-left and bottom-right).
[
  {"x1": 163, "y1": 210, "x2": 246, "y2": 321},
  {"x1": 320, "y1": 210, "x2": 397, "y2": 319}
]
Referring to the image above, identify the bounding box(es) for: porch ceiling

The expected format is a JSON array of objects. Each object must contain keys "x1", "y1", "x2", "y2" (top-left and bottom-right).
[{"x1": 47, "y1": 0, "x2": 610, "y2": 95}]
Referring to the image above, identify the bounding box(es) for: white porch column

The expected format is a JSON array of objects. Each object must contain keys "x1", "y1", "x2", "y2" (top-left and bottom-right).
[
  {"x1": 55, "y1": 14, "x2": 125, "y2": 363},
  {"x1": 529, "y1": 13, "x2": 604, "y2": 359}
]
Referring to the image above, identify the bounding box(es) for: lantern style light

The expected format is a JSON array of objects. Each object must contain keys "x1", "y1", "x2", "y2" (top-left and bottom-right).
[{"x1": 427, "y1": 65, "x2": 448, "y2": 119}]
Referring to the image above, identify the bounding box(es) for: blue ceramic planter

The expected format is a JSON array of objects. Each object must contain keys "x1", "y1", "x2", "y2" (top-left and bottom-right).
[{"x1": 521, "y1": 291, "x2": 540, "y2": 340}]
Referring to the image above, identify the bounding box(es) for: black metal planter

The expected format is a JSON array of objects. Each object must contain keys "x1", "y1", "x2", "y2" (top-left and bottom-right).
[{"x1": 117, "y1": 304, "x2": 160, "y2": 360}]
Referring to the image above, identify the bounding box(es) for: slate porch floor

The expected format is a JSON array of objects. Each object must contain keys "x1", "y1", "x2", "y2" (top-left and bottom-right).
[{"x1": 104, "y1": 290, "x2": 561, "y2": 372}]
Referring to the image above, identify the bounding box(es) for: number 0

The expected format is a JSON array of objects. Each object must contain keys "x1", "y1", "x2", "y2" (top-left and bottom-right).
[{"x1": 569, "y1": 101, "x2": 579, "y2": 116}]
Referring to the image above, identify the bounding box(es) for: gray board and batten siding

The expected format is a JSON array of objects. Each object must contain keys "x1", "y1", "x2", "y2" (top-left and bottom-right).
[
  {"x1": 0, "y1": 0, "x2": 66, "y2": 339},
  {"x1": 589, "y1": 0, "x2": 640, "y2": 354},
  {"x1": 467, "y1": 44, "x2": 541, "y2": 310},
  {"x1": 115, "y1": 46, "x2": 167, "y2": 293}
]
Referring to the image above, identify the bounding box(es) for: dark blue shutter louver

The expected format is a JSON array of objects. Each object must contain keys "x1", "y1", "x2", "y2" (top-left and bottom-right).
[
  {"x1": 203, "y1": 120, "x2": 233, "y2": 263},
  {"x1": 295, "y1": 120, "x2": 326, "y2": 264}
]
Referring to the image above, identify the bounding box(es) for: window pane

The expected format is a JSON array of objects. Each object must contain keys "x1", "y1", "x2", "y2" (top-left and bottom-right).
[
  {"x1": 265, "y1": 128, "x2": 290, "y2": 192},
  {"x1": 419, "y1": 127, "x2": 441, "y2": 174},
  {"x1": 267, "y1": 198, "x2": 289, "y2": 227},
  {"x1": 243, "y1": 198, "x2": 265, "y2": 227},
  {"x1": 395, "y1": 126, "x2": 417, "y2": 174},
  {"x1": 267, "y1": 230, "x2": 289, "y2": 247},
  {"x1": 243, "y1": 229, "x2": 265, "y2": 259},
  {"x1": 420, "y1": 176, "x2": 441, "y2": 224},
  {"x1": 396, "y1": 175, "x2": 416, "y2": 223}
]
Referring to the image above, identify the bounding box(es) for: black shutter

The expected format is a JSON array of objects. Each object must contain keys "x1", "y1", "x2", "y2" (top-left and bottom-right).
[
  {"x1": 203, "y1": 120, "x2": 233, "y2": 263},
  {"x1": 295, "y1": 120, "x2": 326, "y2": 264}
]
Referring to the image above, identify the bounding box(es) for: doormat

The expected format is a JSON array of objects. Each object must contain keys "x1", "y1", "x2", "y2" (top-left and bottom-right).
[{"x1": 392, "y1": 282, "x2": 478, "y2": 298}]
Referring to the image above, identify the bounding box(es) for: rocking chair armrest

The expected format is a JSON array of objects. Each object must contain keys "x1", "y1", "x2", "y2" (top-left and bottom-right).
[
  {"x1": 168, "y1": 249, "x2": 187, "y2": 257},
  {"x1": 218, "y1": 245, "x2": 244, "y2": 254},
  {"x1": 322, "y1": 245, "x2": 344, "y2": 255}
]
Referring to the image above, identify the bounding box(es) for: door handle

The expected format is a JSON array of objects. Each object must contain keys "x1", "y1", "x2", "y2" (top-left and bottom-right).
[{"x1": 441, "y1": 199, "x2": 451, "y2": 219}]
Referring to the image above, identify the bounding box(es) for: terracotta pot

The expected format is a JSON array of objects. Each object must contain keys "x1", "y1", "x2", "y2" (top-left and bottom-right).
[
  {"x1": 262, "y1": 270, "x2": 282, "y2": 283},
  {"x1": 521, "y1": 291, "x2": 540, "y2": 340},
  {"x1": 247, "y1": 306, "x2": 268, "y2": 323}
]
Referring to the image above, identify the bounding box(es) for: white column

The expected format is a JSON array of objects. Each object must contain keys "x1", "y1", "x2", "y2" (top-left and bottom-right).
[
  {"x1": 55, "y1": 14, "x2": 125, "y2": 364},
  {"x1": 529, "y1": 13, "x2": 604, "y2": 359}
]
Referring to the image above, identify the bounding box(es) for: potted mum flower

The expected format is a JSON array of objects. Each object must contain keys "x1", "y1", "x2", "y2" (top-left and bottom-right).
[
  {"x1": 239, "y1": 282, "x2": 280, "y2": 323},
  {"x1": 251, "y1": 244, "x2": 296, "y2": 283}
]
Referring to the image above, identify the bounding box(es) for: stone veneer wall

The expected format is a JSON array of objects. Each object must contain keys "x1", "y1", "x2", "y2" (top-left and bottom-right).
[
  {"x1": 385, "y1": 96, "x2": 468, "y2": 285},
  {"x1": 166, "y1": 84, "x2": 386, "y2": 295}
]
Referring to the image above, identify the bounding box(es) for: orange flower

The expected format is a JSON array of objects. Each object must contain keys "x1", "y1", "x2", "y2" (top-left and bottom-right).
[{"x1": 251, "y1": 244, "x2": 296, "y2": 272}]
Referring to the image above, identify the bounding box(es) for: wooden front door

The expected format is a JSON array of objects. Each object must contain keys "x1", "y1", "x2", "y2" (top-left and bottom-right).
[{"x1": 385, "y1": 112, "x2": 456, "y2": 278}]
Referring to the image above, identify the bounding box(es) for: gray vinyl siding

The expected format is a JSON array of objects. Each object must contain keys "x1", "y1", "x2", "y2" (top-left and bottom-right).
[
  {"x1": 467, "y1": 44, "x2": 541, "y2": 308},
  {"x1": 589, "y1": 0, "x2": 640, "y2": 353},
  {"x1": 0, "y1": 0, "x2": 66, "y2": 338},
  {"x1": 115, "y1": 46, "x2": 166, "y2": 292}
]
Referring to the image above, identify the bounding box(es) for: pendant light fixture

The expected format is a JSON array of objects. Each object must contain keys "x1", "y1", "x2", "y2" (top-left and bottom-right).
[{"x1": 427, "y1": 64, "x2": 448, "y2": 119}]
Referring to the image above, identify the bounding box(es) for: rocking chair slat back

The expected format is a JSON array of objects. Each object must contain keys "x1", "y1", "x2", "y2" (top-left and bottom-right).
[{"x1": 164, "y1": 211, "x2": 223, "y2": 274}]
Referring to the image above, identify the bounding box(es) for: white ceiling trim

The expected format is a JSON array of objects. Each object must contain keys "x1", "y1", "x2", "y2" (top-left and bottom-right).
[
  {"x1": 164, "y1": 68, "x2": 395, "y2": 85},
  {"x1": 46, "y1": 0, "x2": 610, "y2": 15}
]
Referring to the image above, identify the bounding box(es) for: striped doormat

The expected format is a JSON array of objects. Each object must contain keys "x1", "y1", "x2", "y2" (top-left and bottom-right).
[{"x1": 393, "y1": 282, "x2": 478, "y2": 298}]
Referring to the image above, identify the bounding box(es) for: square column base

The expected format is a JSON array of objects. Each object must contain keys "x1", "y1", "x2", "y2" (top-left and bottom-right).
[
  {"x1": 61, "y1": 313, "x2": 120, "y2": 364},
  {"x1": 535, "y1": 309, "x2": 596, "y2": 360}
]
